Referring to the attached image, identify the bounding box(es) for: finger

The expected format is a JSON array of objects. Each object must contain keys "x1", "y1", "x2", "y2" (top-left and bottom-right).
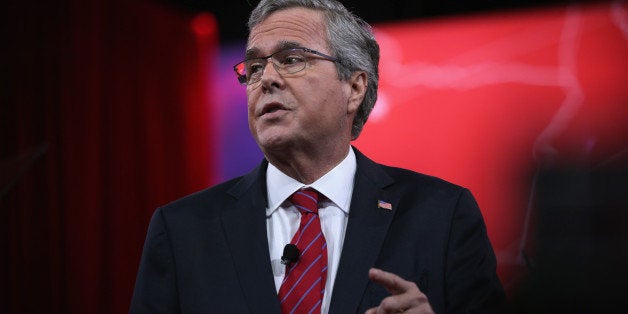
[
  {"x1": 378, "y1": 295, "x2": 411, "y2": 313},
  {"x1": 368, "y1": 268, "x2": 416, "y2": 295},
  {"x1": 370, "y1": 296, "x2": 432, "y2": 314}
]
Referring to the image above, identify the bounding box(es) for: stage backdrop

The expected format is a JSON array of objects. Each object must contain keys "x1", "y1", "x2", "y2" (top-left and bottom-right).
[
  {"x1": 2, "y1": 0, "x2": 217, "y2": 313},
  {"x1": 216, "y1": 1, "x2": 628, "y2": 294}
]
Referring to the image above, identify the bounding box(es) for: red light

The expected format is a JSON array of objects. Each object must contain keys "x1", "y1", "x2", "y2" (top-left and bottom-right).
[{"x1": 191, "y1": 13, "x2": 217, "y2": 38}]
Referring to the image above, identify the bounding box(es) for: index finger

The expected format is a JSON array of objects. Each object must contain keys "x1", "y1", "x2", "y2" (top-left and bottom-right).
[{"x1": 368, "y1": 268, "x2": 416, "y2": 295}]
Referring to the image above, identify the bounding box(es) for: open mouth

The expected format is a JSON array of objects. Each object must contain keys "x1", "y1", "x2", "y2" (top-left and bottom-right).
[{"x1": 261, "y1": 102, "x2": 288, "y2": 116}]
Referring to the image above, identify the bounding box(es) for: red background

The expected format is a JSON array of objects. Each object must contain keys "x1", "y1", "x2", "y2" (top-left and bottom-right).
[
  {"x1": 355, "y1": 1, "x2": 628, "y2": 291},
  {"x1": 2, "y1": 0, "x2": 217, "y2": 312}
]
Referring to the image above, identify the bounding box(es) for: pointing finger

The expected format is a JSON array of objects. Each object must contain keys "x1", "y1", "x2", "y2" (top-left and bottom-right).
[{"x1": 368, "y1": 268, "x2": 416, "y2": 295}]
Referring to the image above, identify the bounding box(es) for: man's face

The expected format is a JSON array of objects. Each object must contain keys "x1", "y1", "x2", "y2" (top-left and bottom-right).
[{"x1": 246, "y1": 7, "x2": 360, "y2": 155}]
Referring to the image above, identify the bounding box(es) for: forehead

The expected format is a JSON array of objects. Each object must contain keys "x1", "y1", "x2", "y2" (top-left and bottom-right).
[{"x1": 247, "y1": 7, "x2": 328, "y2": 56}]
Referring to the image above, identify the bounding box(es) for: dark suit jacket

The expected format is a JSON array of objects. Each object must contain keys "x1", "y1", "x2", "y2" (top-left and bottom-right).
[{"x1": 130, "y1": 149, "x2": 505, "y2": 313}]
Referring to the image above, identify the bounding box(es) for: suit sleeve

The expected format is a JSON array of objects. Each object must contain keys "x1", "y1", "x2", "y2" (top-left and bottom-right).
[
  {"x1": 445, "y1": 189, "x2": 506, "y2": 313},
  {"x1": 130, "y1": 207, "x2": 180, "y2": 314}
]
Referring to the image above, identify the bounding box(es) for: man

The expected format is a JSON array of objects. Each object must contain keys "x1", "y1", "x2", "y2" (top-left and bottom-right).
[{"x1": 131, "y1": 0, "x2": 506, "y2": 313}]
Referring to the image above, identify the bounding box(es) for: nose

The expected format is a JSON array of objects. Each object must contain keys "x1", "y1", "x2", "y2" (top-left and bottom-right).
[{"x1": 259, "y1": 58, "x2": 285, "y2": 92}]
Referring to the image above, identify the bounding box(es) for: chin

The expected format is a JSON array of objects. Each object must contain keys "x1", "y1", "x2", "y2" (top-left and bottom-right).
[
  {"x1": 261, "y1": 137, "x2": 305, "y2": 158},
  {"x1": 254, "y1": 126, "x2": 292, "y2": 146},
  {"x1": 259, "y1": 139, "x2": 290, "y2": 153}
]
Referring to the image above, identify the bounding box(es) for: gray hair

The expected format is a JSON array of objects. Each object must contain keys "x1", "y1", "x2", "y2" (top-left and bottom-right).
[{"x1": 248, "y1": 0, "x2": 380, "y2": 139}]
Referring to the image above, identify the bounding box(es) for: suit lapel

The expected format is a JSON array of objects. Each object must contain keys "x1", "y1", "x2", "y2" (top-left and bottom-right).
[
  {"x1": 219, "y1": 152, "x2": 398, "y2": 313},
  {"x1": 221, "y1": 161, "x2": 281, "y2": 313},
  {"x1": 329, "y1": 149, "x2": 398, "y2": 314}
]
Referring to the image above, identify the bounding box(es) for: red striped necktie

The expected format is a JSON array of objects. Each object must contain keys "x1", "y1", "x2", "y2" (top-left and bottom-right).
[{"x1": 278, "y1": 188, "x2": 328, "y2": 314}]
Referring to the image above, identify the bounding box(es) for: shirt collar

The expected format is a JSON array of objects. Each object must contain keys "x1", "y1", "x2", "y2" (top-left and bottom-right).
[{"x1": 266, "y1": 147, "x2": 357, "y2": 217}]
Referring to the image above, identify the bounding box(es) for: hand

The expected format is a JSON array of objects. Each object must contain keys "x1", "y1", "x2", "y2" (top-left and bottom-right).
[{"x1": 365, "y1": 268, "x2": 434, "y2": 314}]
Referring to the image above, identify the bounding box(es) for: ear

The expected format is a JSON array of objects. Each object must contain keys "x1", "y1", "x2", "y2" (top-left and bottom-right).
[{"x1": 346, "y1": 71, "x2": 367, "y2": 115}]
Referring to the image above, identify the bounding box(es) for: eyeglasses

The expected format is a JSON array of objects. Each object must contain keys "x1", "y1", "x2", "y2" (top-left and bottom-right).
[{"x1": 233, "y1": 47, "x2": 340, "y2": 86}]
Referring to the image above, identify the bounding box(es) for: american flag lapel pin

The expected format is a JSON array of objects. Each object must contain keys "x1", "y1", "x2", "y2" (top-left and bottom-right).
[{"x1": 378, "y1": 200, "x2": 392, "y2": 211}]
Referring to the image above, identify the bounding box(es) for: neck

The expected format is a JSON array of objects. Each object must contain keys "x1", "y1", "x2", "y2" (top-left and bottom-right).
[{"x1": 264, "y1": 144, "x2": 351, "y2": 184}]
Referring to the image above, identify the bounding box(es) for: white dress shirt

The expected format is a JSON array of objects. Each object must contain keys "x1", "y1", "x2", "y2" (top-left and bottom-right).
[{"x1": 266, "y1": 147, "x2": 356, "y2": 314}]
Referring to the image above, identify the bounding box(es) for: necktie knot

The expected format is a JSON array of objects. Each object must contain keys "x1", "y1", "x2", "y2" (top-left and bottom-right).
[{"x1": 290, "y1": 188, "x2": 320, "y2": 215}]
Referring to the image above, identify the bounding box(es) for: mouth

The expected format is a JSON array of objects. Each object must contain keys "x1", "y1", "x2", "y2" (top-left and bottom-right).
[{"x1": 259, "y1": 102, "x2": 289, "y2": 117}]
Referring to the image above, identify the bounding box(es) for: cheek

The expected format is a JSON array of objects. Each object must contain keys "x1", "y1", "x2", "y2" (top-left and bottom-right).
[
  {"x1": 319, "y1": 85, "x2": 351, "y2": 115},
  {"x1": 247, "y1": 101, "x2": 254, "y2": 116},
  {"x1": 246, "y1": 92, "x2": 258, "y2": 115}
]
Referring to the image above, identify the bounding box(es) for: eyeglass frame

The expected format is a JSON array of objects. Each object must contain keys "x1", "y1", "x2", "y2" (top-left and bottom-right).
[{"x1": 233, "y1": 47, "x2": 343, "y2": 86}]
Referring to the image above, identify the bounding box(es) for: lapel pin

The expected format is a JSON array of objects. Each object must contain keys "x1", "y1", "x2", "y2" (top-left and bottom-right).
[{"x1": 378, "y1": 200, "x2": 392, "y2": 211}]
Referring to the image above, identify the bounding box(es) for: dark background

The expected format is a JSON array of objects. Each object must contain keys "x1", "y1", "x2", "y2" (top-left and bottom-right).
[
  {"x1": 3, "y1": 0, "x2": 618, "y2": 313},
  {"x1": 164, "y1": 0, "x2": 590, "y2": 41}
]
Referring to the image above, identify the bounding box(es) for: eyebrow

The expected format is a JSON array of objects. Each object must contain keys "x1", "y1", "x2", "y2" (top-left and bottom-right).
[{"x1": 245, "y1": 41, "x2": 304, "y2": 59}]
